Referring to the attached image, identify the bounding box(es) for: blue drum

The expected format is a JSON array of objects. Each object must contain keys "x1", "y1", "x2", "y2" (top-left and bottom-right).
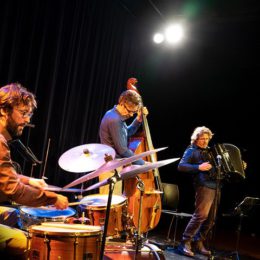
[{"x1": 19, "y1": 206, "x2": 76, "y2": 231}]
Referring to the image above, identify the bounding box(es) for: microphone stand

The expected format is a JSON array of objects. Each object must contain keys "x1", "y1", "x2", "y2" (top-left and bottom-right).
[
  {"x1": 99, "y1": 169, "x2": 120, "y2": 260},
  {"x1": 210, "y1": 155, "x2": 222, "y2": 258}
]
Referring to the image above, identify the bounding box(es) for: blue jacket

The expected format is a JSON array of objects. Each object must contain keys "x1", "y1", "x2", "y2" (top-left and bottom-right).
[{"x1": 178, "y1": 144, "x2": 217, "y2": 189}]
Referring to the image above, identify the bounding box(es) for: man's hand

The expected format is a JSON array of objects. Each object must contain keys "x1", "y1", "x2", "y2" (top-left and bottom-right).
[
  {"x1": 54, "y1": 194, "x2": 69, "y2": 210},
  {"x1": 29, "y1": 178, "x2": 48, "y2": 189},
  {"x1": 199, "y1": 162, "x2": 212, "y2": 171},
  {"x1": 137, "y1": 106, "x2": 149, "y2": 122},
  {"x1": 242, "y1": 160, "x2": 247, "y2": 170}
]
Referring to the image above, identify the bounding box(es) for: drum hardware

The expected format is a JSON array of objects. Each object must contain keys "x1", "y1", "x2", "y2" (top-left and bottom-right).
[
  {"x1": 98, "y1": 168, "x2": 121, "y2": 260},
  {"x1": 82, "y1": 157, "x2": 178, "y2": 260},
  {"x1": 63, "y1": 147, "x2": 168, "y2": 189}
]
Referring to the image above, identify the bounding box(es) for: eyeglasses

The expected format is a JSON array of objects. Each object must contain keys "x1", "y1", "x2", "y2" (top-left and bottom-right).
[
  {"x1": 124, "y1": 103, "x2": 139, "y2": 114},
  {"x1": 15, "y1": 108, "x2": 33, "y2": 118}
]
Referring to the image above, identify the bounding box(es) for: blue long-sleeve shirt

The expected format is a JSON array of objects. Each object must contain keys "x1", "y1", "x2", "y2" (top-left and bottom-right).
[{"x1": 99, "y1": 106, "x2": 145, "y2": 165}]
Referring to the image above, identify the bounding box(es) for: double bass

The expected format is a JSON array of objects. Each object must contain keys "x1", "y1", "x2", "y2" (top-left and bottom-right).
[{"x1": 124, "y1": 78, "x2": 163, "y2": 234}]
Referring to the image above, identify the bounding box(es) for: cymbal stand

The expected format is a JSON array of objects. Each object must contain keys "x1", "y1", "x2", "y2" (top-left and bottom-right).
[
  {"x1": 134, "y1": 176, "x2": 161, "y2": 260},
  {"x1": 134, "y1": 176, "x2": 145, "y2": 258},
  {"x1": 99, "y1": 169, "x2": 120, "y2": 260}
]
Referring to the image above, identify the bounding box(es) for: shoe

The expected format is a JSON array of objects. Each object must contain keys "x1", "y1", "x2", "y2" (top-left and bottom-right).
[
  {"x1": 193, "y1": 240, "x2": 211, "y2": 256},
  {"x1": 178, "y1": 241, "x2": 195, "y2": 257}
]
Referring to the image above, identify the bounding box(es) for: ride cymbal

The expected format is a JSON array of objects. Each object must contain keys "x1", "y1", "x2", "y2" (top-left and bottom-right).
[
  {"x1": 63, "y1": 147, "x2": 167, "y2": 189},
  {"x1": 58, "y1": 143, "x2": 116, "y2": 173}
]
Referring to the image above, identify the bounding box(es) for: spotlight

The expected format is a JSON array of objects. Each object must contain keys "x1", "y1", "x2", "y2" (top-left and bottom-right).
[
  {"x1": 153, "y1": 33, "x2": 164, "y2": 44},
  {"x1": 165, "y1": 24, "x2": 184, "y2": 44}
]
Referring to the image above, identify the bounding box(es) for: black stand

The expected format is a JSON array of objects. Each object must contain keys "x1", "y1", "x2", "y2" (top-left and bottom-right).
[
  {"x1": 134, "y1": 176, "x2": 145, "y2": 258},
  {"x1": 99, "y1": 169, "x2": 120, "y2": 260},
  {"x1": 218, "y1": 197, "x2": 260, "y2": 260},
  {"x1": 134, "y1": 176, "x2": 161, "y2": 260},
  {"x1": 209, "y1": 156, "x2": 223, "y2": 258}
]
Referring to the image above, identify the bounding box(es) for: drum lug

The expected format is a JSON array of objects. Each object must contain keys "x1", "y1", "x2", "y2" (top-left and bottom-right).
[
  {"x1": 74, "y1": 235, "x2": 79, "y2": 246},
  {"x1": 44, "y1": 233, "x2": 49, "y2": 244}
]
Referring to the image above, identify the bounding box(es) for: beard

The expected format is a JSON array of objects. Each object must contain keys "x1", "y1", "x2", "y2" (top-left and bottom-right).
[{"x1": 6, "y1": 118, "x2": 24, "y2": 138}]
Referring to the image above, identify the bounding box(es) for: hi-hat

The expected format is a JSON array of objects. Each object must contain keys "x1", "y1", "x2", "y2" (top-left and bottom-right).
[
  {"x1": 44, "y1": 185, "x2": 83, "y2": 193},
  {"x1": 85, "y1": 157, "x2": 179, "y2": 192},
  {"x1": 58, "y1": 143, "x2": 116, "y2": 173},
  {"x1": 63, "y1": 147, "x2": 167, "y2": 189}
]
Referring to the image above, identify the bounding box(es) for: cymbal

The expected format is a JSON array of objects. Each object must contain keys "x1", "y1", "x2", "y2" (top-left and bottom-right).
[
  {"x1": 63, "y1": 147, "x2": 167, "y2": 189},
  {"x1": 44, "y1": 185, "x2": 83, "y2": 193},
  {"x1": 85, "y1": 157, "x2": 179, "y2": 192},
  {"x1": 58, "y1": 143, "x2": 116, "y2": 173}
]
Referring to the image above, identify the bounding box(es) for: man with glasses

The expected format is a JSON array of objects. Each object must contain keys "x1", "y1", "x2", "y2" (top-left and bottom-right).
[
  {"x1": 99, "y1": 89, "x2": 148, "y2": 194},
  {"x1": 0, "y1": 83, "x2": 68, "y2": 258},
  {"x1": 177, "y1": 126, "x2": 215, "y2": 257}
]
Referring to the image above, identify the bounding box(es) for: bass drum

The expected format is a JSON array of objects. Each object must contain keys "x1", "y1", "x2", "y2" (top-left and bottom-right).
[
  {"x1": 28, "y1": 223, "x2": 101, "y2": 260},
  {"x1": 19, "y1": 206, "x2": 76, "y2": 231}
]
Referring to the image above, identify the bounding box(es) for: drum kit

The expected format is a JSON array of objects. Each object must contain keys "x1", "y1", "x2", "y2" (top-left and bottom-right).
[{"x1": 23, "y1": 143, "x2": 179, "y2": 259}]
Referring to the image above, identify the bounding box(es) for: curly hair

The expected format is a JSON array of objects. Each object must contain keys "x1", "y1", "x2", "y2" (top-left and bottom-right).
[
  {"x1": 190, "y1": 126, "x2": 214, "y2": 144},
  {"x1": 0, "y1": 83, "x2": 37, "y2": 111}
]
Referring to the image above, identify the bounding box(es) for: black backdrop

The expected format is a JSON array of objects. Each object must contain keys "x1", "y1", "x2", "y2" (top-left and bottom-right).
[{"x1": 1, "y1": 0, "x2": 259, "y2": 235}]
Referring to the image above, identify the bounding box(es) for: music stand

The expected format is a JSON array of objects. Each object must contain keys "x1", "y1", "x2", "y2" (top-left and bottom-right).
[{"x1": 221, "y1": 197, "x2": 260, "y2": 260}]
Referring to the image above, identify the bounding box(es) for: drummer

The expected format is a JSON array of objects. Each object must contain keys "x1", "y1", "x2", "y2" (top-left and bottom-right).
[
  {"x1": 99, "y1": 84, "x2": 148, "y2": 194},
  {"x1": 0, "y1": 83, "x2": 68, "y2": 259}
]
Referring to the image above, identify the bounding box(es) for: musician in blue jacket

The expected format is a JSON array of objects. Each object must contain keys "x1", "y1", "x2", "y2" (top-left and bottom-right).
[{"x1": 177, "y1": 126, "x2": 215, "y2": 257}]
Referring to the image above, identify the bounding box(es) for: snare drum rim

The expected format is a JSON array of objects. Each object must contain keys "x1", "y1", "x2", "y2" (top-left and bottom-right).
[
  {"x1": 20, "y1": 206, "x2": 76, "y2": 218},
  {"x1": 79, "y1": 194, "x2": 127, "y2": 211},
  {"x1": 29, "y1": 225, "x2": 102, "y2": 236}
]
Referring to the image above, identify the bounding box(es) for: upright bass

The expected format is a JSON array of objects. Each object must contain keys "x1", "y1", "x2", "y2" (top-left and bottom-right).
[{"x1": 124, "y1": 78, "x2": 163, "y2": 234}]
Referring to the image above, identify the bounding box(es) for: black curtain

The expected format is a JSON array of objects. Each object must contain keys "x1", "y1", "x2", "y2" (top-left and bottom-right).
[{"x1": 0, "y1": 0, "x2": 145, "y2": 187}]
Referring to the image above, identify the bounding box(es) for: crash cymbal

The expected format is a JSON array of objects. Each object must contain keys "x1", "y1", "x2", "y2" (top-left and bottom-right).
[
  {"x1": 58, "y1": 143, "x2": 116, "y2": 173},
  {"x1": 63, "y1": 147, "x2": 167, "y2": 189},
  {"x1": 120, "y1": 158, "x2": 179, "y2": 179},
  {"x1": 44, "y1": 185, "x2": 83, "y2": 193},
  {"x1": 84, "y1": 157, "x2": 179, "y2": 192}
]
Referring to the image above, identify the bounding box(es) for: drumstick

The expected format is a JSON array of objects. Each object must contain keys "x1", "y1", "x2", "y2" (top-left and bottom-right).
[
  {"x1": 68, "y1": 201, "x2": 94, "y2": 206},
  {"x1": 68, "y1": 201, "x2": 84, "y2": 206},
  {"x1": 41, "y1": 222, "x2": 101, "y2": 231}
]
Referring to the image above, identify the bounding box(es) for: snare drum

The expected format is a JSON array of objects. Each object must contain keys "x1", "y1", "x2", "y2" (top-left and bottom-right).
[
  {"x1": 78, "y1": 194, "x2": 127, "y2": 236},
  {"x1": 28, "y1": 223, "x2": 101, "y2": 260},
  {"x1": 19, "y1": 206, "x2": 76, "y2": 231}
]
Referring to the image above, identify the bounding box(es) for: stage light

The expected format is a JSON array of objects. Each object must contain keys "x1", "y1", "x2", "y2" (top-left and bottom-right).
[
  {"x1": 165, "y1": 24, "x2": 184, "y2": 44},
  {"x1": 153, "y1": 33, "x2": 164, "y2": 44}
]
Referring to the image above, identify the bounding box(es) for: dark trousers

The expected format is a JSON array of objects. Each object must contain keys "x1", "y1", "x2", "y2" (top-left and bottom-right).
[{"x1": 182, "y1": 185, "x2": 219, "y2": 242}]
